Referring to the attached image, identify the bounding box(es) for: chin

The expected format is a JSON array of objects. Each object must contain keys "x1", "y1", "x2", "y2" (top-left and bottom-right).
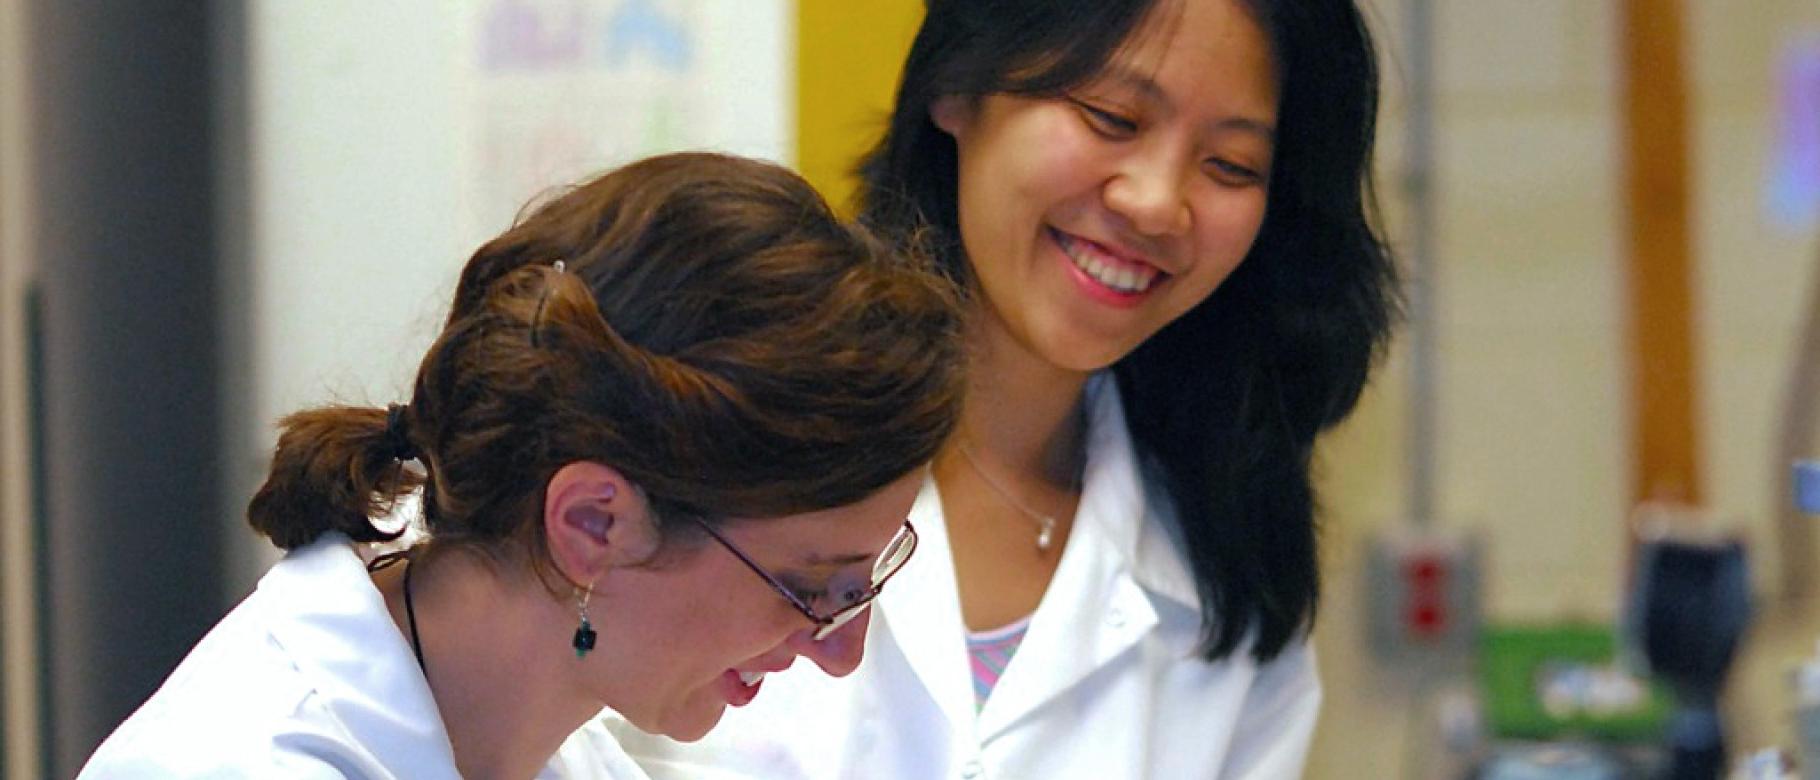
[
  {"x1": 657, "y1": 709, "x2": 724, "y2": 743},
  {"x1": 1037, "y1": 337, "x2": 1139, "y2": 374},
  {"x1": 1057, "y1": 350, "x2": 1128, "y2": 374},
  {"x1": 616, "y1": 702, "x2": 722, "y2": 744},
  {"x1": 1027, "y1": 317, "x2": 1154, "y2": 373}
]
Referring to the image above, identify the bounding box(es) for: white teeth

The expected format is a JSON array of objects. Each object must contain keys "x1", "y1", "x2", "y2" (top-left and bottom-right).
[
  {"x1": 738, "y1": 671, "x2": 766, "y2": 687},
  {"x1": 1055, "y1": 231, "x2": 1159, "y2": 294}
]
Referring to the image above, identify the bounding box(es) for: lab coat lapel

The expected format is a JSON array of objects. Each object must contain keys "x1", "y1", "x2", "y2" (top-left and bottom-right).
[
  {"x1": 875, "y1": 478, "x2": 981, "y2": 739},
  {"x1": 976, "y1": 375, "x2": 1199, "y2": 739},
  {"x1": 974, "y1": 377, "x2": 1151, "y2": 738},
  {"x1": 977, "y1": 519, "x2": 1156, "y2": 739},
  {"x1": 261, "y1": 534, "x2": 463, "y2": 777}
]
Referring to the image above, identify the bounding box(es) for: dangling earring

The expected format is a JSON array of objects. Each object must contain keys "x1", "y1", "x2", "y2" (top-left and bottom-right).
[{"x1": 572, "y1": 583, "x2": 598, "y2": 658}]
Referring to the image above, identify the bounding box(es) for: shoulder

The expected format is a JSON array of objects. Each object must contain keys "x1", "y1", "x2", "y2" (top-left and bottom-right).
[
  {"x1": 82, "y1": 679, "x2": 437, "y2": 780},
  {"x1": 1164, "y1": 631, "x2": 1319, "y2": 720},
  {"x1": 80, "y1": 554, "x2": 434, "y2": 779},
  {"x1": 79, "y1": 676, "x2": 357, "y2": 779},
  {"x1": 80, "y1": 736, "x2": 375, "y2": 780},
  {"x1": 1250, "y1": 634, "x2": 1321, "y2": 701}
]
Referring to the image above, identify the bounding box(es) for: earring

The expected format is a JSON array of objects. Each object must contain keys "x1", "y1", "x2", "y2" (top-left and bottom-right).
[{"x1": 572, "y1": 583, "x2": 598, "y2": 658}]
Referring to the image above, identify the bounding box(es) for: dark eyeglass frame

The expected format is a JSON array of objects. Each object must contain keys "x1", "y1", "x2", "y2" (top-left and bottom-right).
[{"x1": 686, "y1": 515, "x2": 917, "y2": 641}]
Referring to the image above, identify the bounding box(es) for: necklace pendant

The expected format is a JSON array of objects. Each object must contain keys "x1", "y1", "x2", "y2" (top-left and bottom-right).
[{"x1": 1036, "y1": 517, "x2": 1056, "y2": 551}]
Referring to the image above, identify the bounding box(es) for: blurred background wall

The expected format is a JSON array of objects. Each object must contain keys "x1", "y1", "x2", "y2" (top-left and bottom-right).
[
  {"x1": 3, "y1": 1, "x2": 1820, "y2": 778},
  {"x1": 1312, "y1": 2, "x2": 1820, "y2": 775},
  {"x1": 3, "y1": 4, "x2": 228, "y2": 778}
]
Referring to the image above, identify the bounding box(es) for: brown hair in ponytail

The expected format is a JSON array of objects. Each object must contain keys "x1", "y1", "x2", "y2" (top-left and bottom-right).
[
  {"x1": 247, "y1": 406, "x2": 424, "y2": 550},
  {"x1": 246, "y1": 152, "x2": 965, "y2": 565}
]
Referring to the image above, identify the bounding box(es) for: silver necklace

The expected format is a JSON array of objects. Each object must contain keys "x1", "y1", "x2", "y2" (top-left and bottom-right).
[{"x1": 955, "y1": 441, "x2": 1063, "y2": 551}]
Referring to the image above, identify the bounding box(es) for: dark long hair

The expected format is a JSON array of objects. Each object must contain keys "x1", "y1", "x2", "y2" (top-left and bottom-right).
[
  {"x1": 857, "y1": 0, "x2": 1398, "y2": 661},
  {"x1": 248, "y1": 153, "x2": 966, "y2": 581}
]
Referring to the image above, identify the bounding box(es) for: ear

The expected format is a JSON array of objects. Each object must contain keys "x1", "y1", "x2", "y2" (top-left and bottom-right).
[
  {"x1": 929, "y1": 94, "x2": 973, "y2": 139},
  {"x1": 542, "y1": 461, "x2": 661, "y2": 588}
]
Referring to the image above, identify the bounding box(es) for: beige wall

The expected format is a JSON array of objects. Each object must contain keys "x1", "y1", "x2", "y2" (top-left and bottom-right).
[{"x1": 1312, "y1": 2, "x2": 1820, "y2": 775}]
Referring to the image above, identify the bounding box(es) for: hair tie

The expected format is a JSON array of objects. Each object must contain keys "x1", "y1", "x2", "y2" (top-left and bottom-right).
[{"x1": 383, "y1": 403, "x2": 418, "y2": 462}]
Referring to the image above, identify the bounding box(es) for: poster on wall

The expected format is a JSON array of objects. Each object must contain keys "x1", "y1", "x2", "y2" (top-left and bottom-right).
[
  {"x1": 456, "y1": 0, "x2": 790, "y2": 245},
  {"x1": 239, "y1": 0, "x2": 790, "y2": 580}
]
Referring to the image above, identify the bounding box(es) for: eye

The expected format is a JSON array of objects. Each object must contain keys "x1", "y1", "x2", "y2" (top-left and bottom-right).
[
  {"x1": 831, "y1": 584, "x2": 871, "y2": 609},
  {"x1": 1068, "y1": 98, "x2": 1138, "y2": 139},
  {"x1": 804, "y1": 571, "x2": 873, "y2": 611},
  {"x1": 782, "y1": 578, "x2": 825, "y2": 604},
  {"x1": 1205, "y1": 157, "x2": 1265, "y2": 187}
]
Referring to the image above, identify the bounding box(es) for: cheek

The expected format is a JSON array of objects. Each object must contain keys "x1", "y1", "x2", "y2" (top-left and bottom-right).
[
  {"x1": 958, "y1": 110, "x2": 1094, "y2": 224},
  {"x1": 627, "y1": 580, "x2": 795, "y2": 726},
  {"x1": 618, "y1": 568, "x2": 776, "y2": 673},
  {"x1": 684, "y1": 574, "x2": 801, "y2": 659},
  {"x1": 1150, "y1": 195, "x2": 1265, "y2": 325},
  {"x1": 999, "y1": 116, "x2": 1102, "y2": 210},
  {"x1": 1192, "y1": 194, "x2": 1268, "y2": 273},
  {"x1": 956, "y1": 123, "x2": 1100, "y2": 298}
]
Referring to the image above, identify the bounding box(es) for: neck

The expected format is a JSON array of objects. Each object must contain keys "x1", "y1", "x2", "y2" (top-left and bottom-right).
[
  {"x1": 954, "y1": 312, "x2": 1092, "y2": 483},
  {"x1": 381, "y1": 551, "x2": 598, "y2": 780},
  {"x1": 935, "y1": 305, "x2": 1092, "y2": 629}
]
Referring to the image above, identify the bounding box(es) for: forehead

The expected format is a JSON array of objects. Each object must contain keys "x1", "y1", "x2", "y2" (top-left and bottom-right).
[
  {"x1": 718, "y1": 471, "x2": 923, "y2": 570},
  {"x1": 1102, "y1": 0, "x2": 1279, "y2": 112}
]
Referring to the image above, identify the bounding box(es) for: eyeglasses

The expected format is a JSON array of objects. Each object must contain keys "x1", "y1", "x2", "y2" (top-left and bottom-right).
[{"x1": 687, "y1": 516, "x2": 917, "y2": 641}]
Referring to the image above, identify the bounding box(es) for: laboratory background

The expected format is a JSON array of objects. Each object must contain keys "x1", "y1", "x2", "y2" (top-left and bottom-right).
[{"x1": 4, "y1": 0, "x2": 1820, "y2": 777}]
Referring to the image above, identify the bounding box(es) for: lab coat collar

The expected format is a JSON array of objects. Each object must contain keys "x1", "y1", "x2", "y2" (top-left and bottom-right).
[
  {"x1": 874, "y1": 479, "x2": 981, "y2": 740},
  {"x1": 259, "y1": 533, "x2": 462, "y2": 777},
  {"x1": 875, "y1": 373, "x2": 1206, "y2": 740}
]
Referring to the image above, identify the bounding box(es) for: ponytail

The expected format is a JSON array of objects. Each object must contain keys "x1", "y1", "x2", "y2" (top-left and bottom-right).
[{"x1": 246, "y1": 404, "x2": 426, "y2": 551}]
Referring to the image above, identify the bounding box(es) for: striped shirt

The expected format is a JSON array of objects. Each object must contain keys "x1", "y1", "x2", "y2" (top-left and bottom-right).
[{"x1": 966, "y1": 615, "x2": 1033, "y2": 710}]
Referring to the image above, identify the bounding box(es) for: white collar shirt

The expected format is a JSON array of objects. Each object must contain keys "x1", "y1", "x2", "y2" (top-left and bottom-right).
[
  {"x1": 603, "y1": 374, "x2": 1321, "y2": 780},
  {"x1": 77, "y1": 533, "x2": 648, "y2": 780}
]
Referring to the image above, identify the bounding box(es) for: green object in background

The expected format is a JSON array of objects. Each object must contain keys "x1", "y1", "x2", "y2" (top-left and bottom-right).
[{"x1": 1480, "y1": 624, "x2": 1674, "y2": 742}]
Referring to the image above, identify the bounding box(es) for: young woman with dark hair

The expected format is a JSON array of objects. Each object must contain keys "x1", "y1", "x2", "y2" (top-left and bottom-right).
[
  {"x1": 77, "y1": 152, "x2": 966, "y2": 780},
  {"x1": 610, "y1": 0, "x2": 1397, "y2": 777}
]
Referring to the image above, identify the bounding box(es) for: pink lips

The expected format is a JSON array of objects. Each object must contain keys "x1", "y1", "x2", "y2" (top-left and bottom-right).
[
  {"x1": 719, "y1": 668, "x2": 762, "y2": 707},
  {"x1": 1050, "y1": 228, "x2": 1165, "y2": 308}
]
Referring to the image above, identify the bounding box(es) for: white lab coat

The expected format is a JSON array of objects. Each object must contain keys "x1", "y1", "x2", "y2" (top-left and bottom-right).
[
  {"x1": 603, "y1": 375, "x2": 1322, "y2": 780},
  {"x1": 77, "y1": 532, "x2": 649, "y2": 780}
]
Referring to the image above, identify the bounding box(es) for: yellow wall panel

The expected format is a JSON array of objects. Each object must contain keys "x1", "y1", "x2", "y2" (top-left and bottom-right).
[{"x1": 795, "y1": 0, "x2": 924, "y2": 212}]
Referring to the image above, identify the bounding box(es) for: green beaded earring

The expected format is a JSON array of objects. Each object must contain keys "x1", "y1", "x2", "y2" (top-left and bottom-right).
[{"x1": 572, "y1": 584, "x2": 597, "y2": 658}]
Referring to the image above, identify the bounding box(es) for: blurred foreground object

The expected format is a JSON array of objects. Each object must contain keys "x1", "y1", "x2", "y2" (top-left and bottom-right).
[
  {"x1": 1793, "y1": 462, "x2": 1820, "y2": 778},
  {"x1": 1622, "y1": 504, "x2": 1753, "y2": 779}
]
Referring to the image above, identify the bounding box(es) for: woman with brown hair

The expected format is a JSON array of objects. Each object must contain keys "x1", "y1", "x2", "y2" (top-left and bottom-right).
[
  {"x1": 76, "y1": 152, "x2": 966, "y2": 780},
  {"x1": 611, "y1": 0, "x2": 1398, "y2": 777}
]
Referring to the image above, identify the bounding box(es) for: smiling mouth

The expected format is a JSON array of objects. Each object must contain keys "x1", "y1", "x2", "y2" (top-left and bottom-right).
[
  {"x1": 1050, "y1": 228, "x2": 1164, "y2": 295},
  {"x1": 721, "y1": 668, "x2": 765, "y2": 708}
]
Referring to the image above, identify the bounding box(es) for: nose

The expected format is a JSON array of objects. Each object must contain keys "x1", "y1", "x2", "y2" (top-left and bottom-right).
[
  {"x1": 1102, "y1": 145, "x2": 1191, "y2": 237},
  {"x1": 786, "y1": 608, "x2": 871, "y2": 677}
]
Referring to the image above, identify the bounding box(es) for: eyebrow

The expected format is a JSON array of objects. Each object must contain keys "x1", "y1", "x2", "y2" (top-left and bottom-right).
[{"x1": 1091, "y1": 66, "x2": 1277, "y2": 141}]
